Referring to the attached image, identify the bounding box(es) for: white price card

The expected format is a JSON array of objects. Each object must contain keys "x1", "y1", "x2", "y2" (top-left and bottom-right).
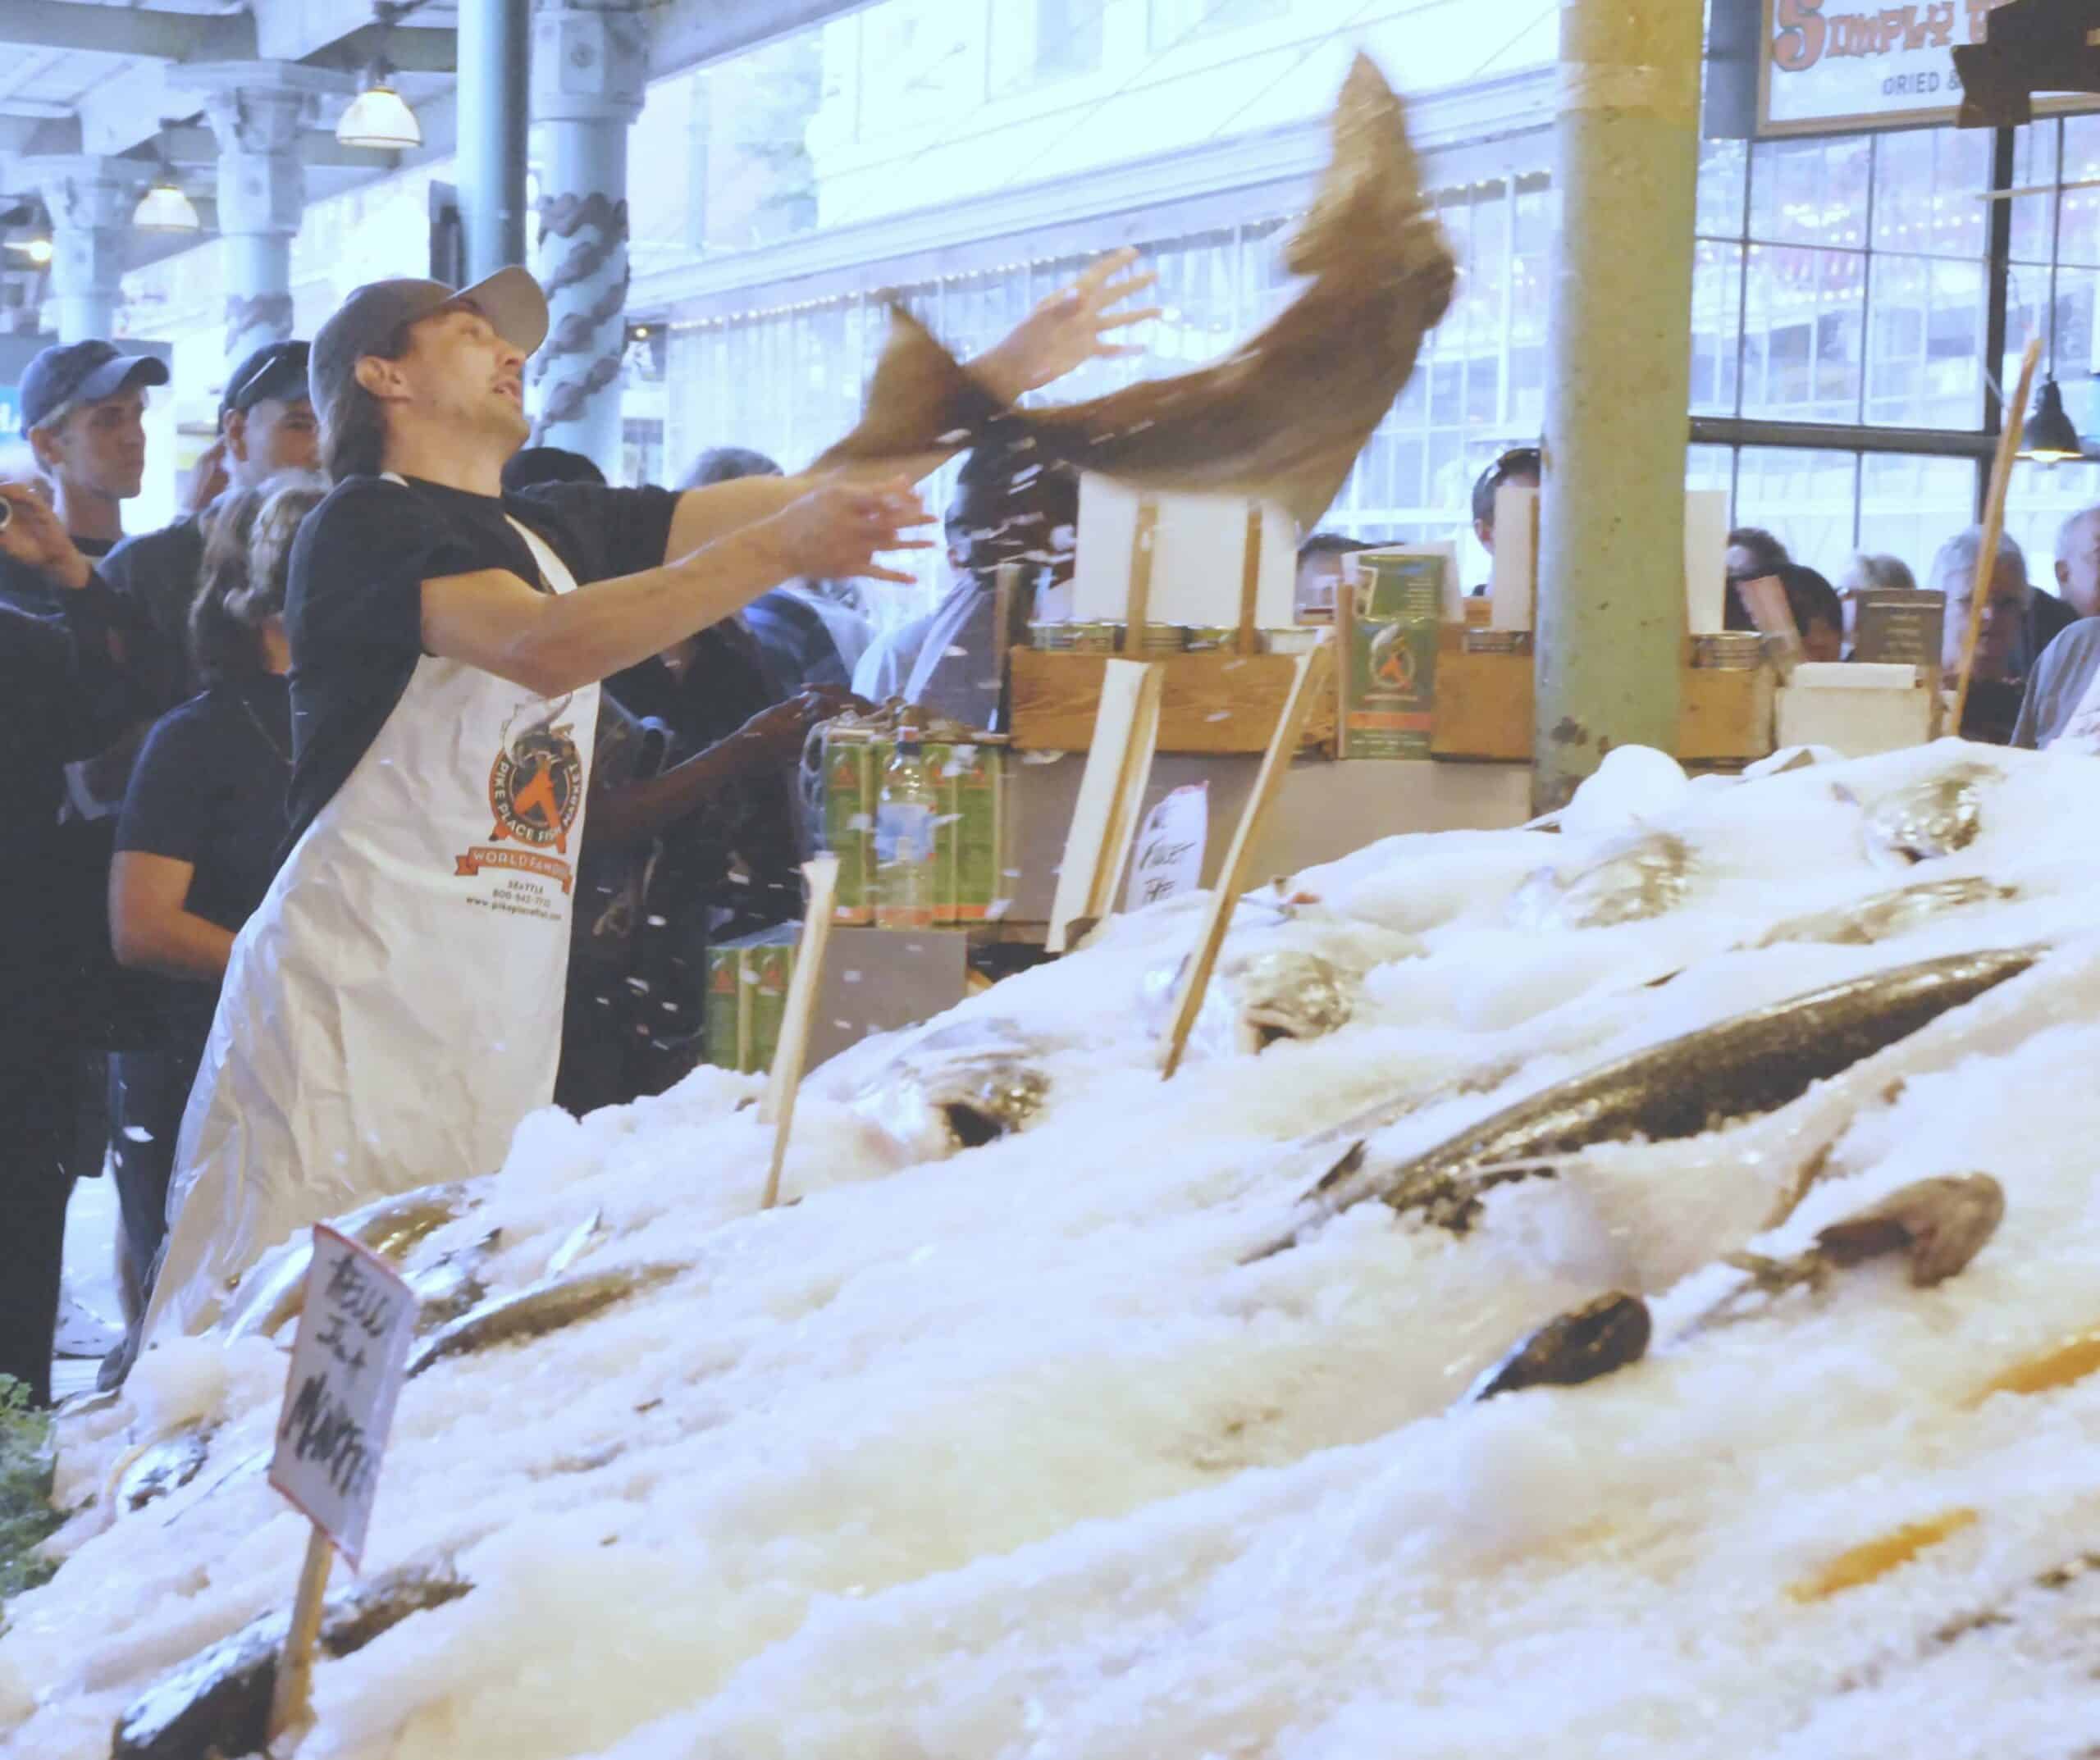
[
  {"x1": 1124, "y1": 782, "x2": 1209, "y2": 913},
  {"x1": 269, "y1": 1224, "x2": 418, "y2": 1568}
]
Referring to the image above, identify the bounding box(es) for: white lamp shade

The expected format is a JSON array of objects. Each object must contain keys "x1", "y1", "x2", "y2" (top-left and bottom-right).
[
  {"x1": 133, "y1": 181, "x2": 199, "y2": 233},
  {"x1": 337, "y1": 84, "x2": 422, "y2": 150}
]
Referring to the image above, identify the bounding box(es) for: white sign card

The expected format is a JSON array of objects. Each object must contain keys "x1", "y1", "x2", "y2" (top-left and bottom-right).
[
  {"x1": 270, "y1": 1225, "x2": 418, "y2": 1567},
  {"x1": 1071, "y1": 474, "x2": 1297, "y2": 629},
  {"x1": 1481, "y1": 487, "x2": 1731, "y2": 635},
  {"x1": 1685, "y1": 488, "x2": 1730, "y2": 635},
  {"x1": 1124, "y1": 783, "x2": 1209, "y2": 913},
  {"x1": 1489, "y1": 485, "x2": 1538, "y2": 631}
]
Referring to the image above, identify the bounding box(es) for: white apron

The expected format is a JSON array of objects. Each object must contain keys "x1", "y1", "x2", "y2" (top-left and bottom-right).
[{"x1": 146, "y1": 504, "x2": 598, "y2": 1339}]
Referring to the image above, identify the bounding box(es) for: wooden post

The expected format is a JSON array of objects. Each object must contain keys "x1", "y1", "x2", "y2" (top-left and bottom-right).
[
  {"x1": 1952, "y1": 334, "x2": 2042, "y2": 735},
  {"x1": 760, "y1": 854, "x2": 841, "y2": 1211},
  {"x1": 1533, "y1": 0, "x2": 1701, "y2": 813},
  {"x1": 1124, "y1": 499, "x2": 1160, "y2": 634},
  {"x1": 1235, "y1": 504, "x2": 1263, "y2": 656},
  {"x1": 1046, "y1": 659, "x2": 1165, "y2": 954},
  {"x1": 1161, "y1": 639, "x2": 1331, "y2": 1078},
  {"x1": 267, "y1": 1524, "x2": 333, "y2": 1745}
]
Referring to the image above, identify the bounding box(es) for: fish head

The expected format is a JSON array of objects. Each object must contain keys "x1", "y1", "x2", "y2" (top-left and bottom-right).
[{"x1": 853, "y1": 1017, "x2": 1055, "y2": 1156}]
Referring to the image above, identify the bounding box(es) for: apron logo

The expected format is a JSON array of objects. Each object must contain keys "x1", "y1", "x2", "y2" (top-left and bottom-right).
[{"x1": 487, "y1": 722, "x2": 584, "y2": 855}]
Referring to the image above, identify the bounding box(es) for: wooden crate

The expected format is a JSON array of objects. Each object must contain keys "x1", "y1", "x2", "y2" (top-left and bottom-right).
[
  {"x1": 1430, "y1": 636, "x2": 1775, "y2": 763},
  {"x1": 1007, "y1": 648, "x2": 1337, "y2": 754}
]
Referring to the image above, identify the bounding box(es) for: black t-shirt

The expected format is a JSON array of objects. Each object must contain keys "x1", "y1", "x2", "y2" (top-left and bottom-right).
[
  {"x1": 282, "y1": 472, "x2": 678, "y2": 850},
  {"x1": 117, "y1": 673, "x2": 293, "y2": 932},
  {"x1": 114, "y1": 672, "x2": 294, "y2": 1047},
  {"x1": 98, "y1": 515, "x2": 204, "y2": 711}
]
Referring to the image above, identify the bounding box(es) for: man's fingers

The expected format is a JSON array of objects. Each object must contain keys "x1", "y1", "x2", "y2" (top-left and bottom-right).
[
  {"x1": 1095, "y1": 304, "x2": 1164, "y2": 333},
  {"x1": 1077, "y1": 248, "x2": 1140, "y2": 292},
  {"x1": 1094, "y1": 270, "x2": 1158, "y2": 307}
]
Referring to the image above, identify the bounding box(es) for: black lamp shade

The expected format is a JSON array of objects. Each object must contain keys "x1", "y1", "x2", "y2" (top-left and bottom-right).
[{"x1": 2020, "y1": 376, "x2": 2086, "y2": 462}]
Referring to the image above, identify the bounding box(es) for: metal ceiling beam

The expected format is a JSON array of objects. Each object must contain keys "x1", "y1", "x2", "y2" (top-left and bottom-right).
[
  {"x1": 158, "y1": 124, "x2": 397, "y2": 171},
  {"x1": 0, "y1": 0, "x2": 252, "y2": 61},
  {"x1": 645, "y1": 0, "x2": 876, "y2": 79},
  {"x1": 0, "y1": 2, "x2": 455, "y2": 72}
]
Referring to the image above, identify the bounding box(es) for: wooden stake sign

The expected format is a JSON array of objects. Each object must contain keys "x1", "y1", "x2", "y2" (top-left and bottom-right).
[
  {"x1": 1952, "y1": 334, "x2": 2043, "y2": 736},
  {"x1": 1160, "y1": 637, "x2": 1332, "y2": 1079},
  {"x1": 760, "y1": 852, "x2": 841, "y2": 1211},
  {"x1": 266, "y1": 1225, "x2": 419, "y2": 1744},
  {"x1": 1046, "y1": 658, "x2": 1166, "y2": 955}
]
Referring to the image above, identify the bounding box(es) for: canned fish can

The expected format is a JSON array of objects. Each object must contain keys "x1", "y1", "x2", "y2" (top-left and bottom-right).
[
  {"x1": 1691, "y1": 632, "x2": 1766, "y2": 670},
  {"x1": 821, "y1": 725, "x2": 874, "y2": 924},
  {"x1": 1069, "y1": 621, "x2": 1120, "y2": 653},
  {"x1": 1029, "y1": 622, "x2": 1078, "y2": 651},
  {"x1": 1183, "y1": 625, "x2": 1238, "y2": 652},
  {"x1": 1138, "y1": 622, "x2": 1189, "y2": 652},
  {"x1": 1463, "y1": 630, "x2": 1533, "y2": 654}
]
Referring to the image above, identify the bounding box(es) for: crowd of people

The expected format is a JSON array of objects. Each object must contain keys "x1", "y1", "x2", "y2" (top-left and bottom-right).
[{"x1": 0, "y1": 252, "x2": 1157, "y2": 1402}]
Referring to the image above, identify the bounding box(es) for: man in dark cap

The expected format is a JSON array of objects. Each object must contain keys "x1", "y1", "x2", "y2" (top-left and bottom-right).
[
  {"x1": 94, "y1": 339, "x2": 318, "y2": 704},
  {"x1": 0, "y1": 340, "x2": 169, "y2": 620}
]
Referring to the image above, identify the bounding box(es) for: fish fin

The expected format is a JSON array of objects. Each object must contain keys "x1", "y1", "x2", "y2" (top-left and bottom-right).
[{"x1": 811, "y1": 301, "x2": 1004, "y2": 471}]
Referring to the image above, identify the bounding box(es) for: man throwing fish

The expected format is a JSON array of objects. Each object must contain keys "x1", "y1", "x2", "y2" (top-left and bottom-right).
[{"x1": 146, "y1": 253, "x2": 1155, "y2": 1339}]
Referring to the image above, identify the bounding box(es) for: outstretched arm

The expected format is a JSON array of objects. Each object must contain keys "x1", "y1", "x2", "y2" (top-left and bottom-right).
[
  {"x1": 426, "y1": 480, "x2": 929, "y2": 698},
  {"x1": 662, "y1": 250, "x2": 1159, "y2": 562}
]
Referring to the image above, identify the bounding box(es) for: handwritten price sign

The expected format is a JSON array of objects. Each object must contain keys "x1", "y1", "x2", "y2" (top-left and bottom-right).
[
  {"x1": 269, "y1": 1225, "x2": 418, "y2": 1568},
  {"x1": 1123, "y1": 783, "x2": 1208, "y2": 914}
]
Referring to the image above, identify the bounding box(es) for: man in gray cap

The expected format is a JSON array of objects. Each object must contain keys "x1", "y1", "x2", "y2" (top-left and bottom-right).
[{"x1": 148, "y1": 258, "x2": 1148, "y2": 1338}]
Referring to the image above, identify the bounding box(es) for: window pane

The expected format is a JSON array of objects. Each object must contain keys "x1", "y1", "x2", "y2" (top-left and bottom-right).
[
  {"x1": 1741, "y1": 245, "x2": 1867, "y2": 422},
  {"x1": 2007, "y1": 120, "x2": 2061, "y2": 266},
  {"x1": 1148, "y1": 0, "x2": 1286, "y2": 48},
  {"x1": 1690, "y1": 241, "x2": 1743, "y2": 417},
  {"x1": 1750, "y1": 135, "x2": 1870, "y2": 249},
  {"x1": 1697, "y1": 138, "x2": 1747, "y2": 240},
  {"x1": 1734, "y1": 447, "x2": 1856, "y2": 577},
  {"x1": 2005, "y1": 458, "x2": 2100, "y2": 581},
  {"x1": 2046, "y1": 264, "x2": 2100, "y2": 389},
  {"x1": 2063, "y1": 117, "x2": 2100, "y2": 268},
  {"x1": 1866, "y1": 255, "x2": 1984, "y2": 428},
  {"x1": 1856, "y1": 454, "x2": 1979, "y2": 586},
  {"x1": 1874, "y1": 125, "x2": 1993, "y2": 260},
  {"x1": 1687, "y1": 445, "x2": 1734, "y2": 497}
]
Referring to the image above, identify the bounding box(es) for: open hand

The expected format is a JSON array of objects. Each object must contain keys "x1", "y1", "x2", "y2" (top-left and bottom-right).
[
  {"x1": 765, "y1": 477, "x2": 933, "y2": 586},
  {"x1": 977, "y1": 248, "x2": 1162, "y2": 399},
  {"x1": 0, "y1": 481, "x2": 89, "y2": 590},
  {"x1": 182, "y1": 438, "x2": 229, "y2": 517},
  {"x1": 735, "y1": 686, "x2": 868, "y2": 764}
]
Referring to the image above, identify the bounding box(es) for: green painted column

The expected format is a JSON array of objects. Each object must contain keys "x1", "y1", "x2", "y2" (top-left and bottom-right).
[{"x1": 1532, "y1": 0, "x2": 1704, "y2": 814}]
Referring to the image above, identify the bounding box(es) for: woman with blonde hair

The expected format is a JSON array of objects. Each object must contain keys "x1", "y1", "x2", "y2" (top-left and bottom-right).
[{"x1": 101, "y1": 472, "x2": 325, "y2": 1371}]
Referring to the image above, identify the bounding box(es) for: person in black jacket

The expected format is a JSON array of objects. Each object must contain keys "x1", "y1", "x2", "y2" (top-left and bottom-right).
[
  {"x1": 0, "y1": 489, "x2": 151, "y2": 1405},
  {"x1": 104, "y1": 474, "x2": 322, "y2": 1354}
]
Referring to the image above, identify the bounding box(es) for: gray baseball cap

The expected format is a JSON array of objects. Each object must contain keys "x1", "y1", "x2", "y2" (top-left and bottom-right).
[{"x1": 309, "y1": 265, "x2": 549, "y2": 432}]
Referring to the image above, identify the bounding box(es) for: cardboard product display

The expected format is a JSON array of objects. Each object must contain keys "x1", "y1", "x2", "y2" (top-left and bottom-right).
[
  {"x1": 1481, "y1": 487, "x2": 1731, "y2": 636},
  {"x1": 817, "y1": 723, "x2": 1010, "y2": 929},
  {"x1": 1776, "y1": 661, "x2": 1941, "y2": 758},
  {"x1": 1853, "y1": 589, "x2": 1947, "y2": 670},
  {"x1": 1335, "y1": 561, "x2": 1439, "y2": 760},
  {"x1": 1069, "y1": 475, "x2": 1297, "y2": 631}
]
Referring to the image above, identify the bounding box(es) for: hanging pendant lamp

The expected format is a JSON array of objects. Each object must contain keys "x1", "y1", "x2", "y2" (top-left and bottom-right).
[{"x1": 2019, "y1": 376, "x2": 2087, "y2": 464}]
